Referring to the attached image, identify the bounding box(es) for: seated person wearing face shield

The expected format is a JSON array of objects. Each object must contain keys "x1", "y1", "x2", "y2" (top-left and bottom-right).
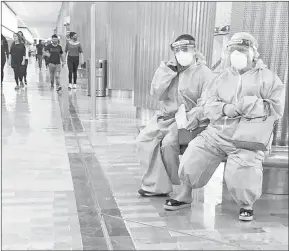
[
  {"x1": 165, "y1": 32, "x2": 285, "y2": 221},
  {"x1": 137, "y1": 34, "x2": 214, "y2": 197}
]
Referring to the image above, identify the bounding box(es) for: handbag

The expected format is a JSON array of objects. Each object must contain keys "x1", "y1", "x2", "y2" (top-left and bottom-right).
[
  {"x1": 178, "y1": 126, "x2": 206, "y2": 145},
  {"x1": 230, "y1": 111, "x2": 277, "y2": 151}
]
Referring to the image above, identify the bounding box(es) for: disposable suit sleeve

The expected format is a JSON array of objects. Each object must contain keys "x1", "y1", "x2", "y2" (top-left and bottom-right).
[
  {"x1": 235, "y1": 73, "x2": 285, "y2": 120},
  {"x1": 186, "y1": 66, "x2": 215, "y2": 123},
  {"x1": 150, "y1": 61, "x2": 177, "y2": 100},
  {"x1": 203, "y1": 75, "x2": 227, "y2": 122}
]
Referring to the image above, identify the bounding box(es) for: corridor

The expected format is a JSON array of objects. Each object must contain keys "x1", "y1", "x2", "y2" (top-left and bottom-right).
[{"x1": 1, "y1": 59, "x2": 288, "y2": 250}]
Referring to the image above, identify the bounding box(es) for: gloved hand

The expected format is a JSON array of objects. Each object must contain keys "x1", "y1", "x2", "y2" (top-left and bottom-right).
[
  {"x1": 223, "y1": 104, "x2": 240, "y2": 118},
  {"x1": 166, "y1": 59, "x2": 178, "y2": 72},
  {"x1": 186, "y1": 118, "x2": 199, "y2": 131}
]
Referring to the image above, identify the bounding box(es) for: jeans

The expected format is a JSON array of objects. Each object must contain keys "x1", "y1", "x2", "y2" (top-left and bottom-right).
[{"x1": 49, "y1": 63, "x2": 61, "y2": 87}]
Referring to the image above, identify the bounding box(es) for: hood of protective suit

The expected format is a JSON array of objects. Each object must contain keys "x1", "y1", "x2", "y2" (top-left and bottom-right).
[
  {"x1": 150, "y1": 52, "x2": 214, "y2": 117},
  {"x1": 204, "y1": 58, "x2": 285, "y2": 140},
  {"x1": 195, "y1": 51, "x2": 207, "y2": 65}
]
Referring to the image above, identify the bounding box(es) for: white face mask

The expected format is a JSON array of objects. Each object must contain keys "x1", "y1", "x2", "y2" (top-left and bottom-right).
[
  {"x1": 175, "y1": 52, "x2": 194, "y2": 67},
  {"x1": 230, "y1": 50, "x2": 248, "y2": 70}
]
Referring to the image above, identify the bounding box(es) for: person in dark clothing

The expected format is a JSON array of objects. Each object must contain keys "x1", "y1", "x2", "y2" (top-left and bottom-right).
[
  {"x1": 44, "y1": 34, "x2": 65, "y2": 92},
  {"x1": 36, "y1": 40, "x2": 44, "y2": 69},
  {"x1": 43, "y1": 42, "x2": 50, "y2": 70},
  {"x1": 65, "y1": 32, "x2": 84, "y2": 89},
  {"x1": 1, "y1": 34, "x2": 9, "y2": 85},
  {"x1": 17, "y1": 31, "x2": 29, "y2": 85},
  {"x1": 9, "y1": 33, "x2": 26, "y2": 90}
]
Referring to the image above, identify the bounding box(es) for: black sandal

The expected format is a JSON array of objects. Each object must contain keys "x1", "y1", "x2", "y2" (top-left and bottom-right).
[
  {"x1": 138, "y1": 189, "x2": 169, "y2": 197},
  {"x1": 163, "y1": 199, "x2": 191, "y2": 211},
  {"x1": 239, "y1": 208, "x2": 254, "y2": 221}
]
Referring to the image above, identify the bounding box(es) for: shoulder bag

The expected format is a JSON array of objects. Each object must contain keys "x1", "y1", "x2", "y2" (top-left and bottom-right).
[{"x1": 230, "y1": 101, "x2": 277, "y2": 151}]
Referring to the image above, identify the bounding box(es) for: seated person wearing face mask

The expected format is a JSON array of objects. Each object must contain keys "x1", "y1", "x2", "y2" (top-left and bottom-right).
[
  {"x1": 137, "y1": 34, "x2": 214, "y2": 197},
  {"x1": 167, "y1": 32, "x2": 285, "y2": 221}
]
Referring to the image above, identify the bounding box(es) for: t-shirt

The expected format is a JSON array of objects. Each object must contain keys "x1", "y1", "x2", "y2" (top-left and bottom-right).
[
  {"x1": 65, "y1": 41, "x2": 83, "y2": 57},
  {"x1": 10, "y1": 43, "x2": 26, "y2": 67},
  {"x1": 36, "y1": 44, "x2": 44, "y2": 55},
  {"x1": 45, "y1": 44, "x2": 63, "y2": 64}
]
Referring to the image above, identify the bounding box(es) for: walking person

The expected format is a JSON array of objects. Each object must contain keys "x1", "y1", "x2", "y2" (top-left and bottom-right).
[
  {"x1": 17, "y1": 31, "x2": 29, "y2": 85},
  {"x1": 36, "y1": 40, "x2": 44, "y2": 70},
  {"x1": 1, "y1": 34, "x2": 9, "y2": 85},
  {"x1": 44, "y1": 34, "x2": 65, "y2": 92},
  {"x1": 65, "y1": 32, "x2": 84, "y2": 89},
  {"x1": 9, "y1": 33, "x2": 26, "y2": 90},
  {"x1": 43, "y1": 42, "x2": 50, "y2": 70}
]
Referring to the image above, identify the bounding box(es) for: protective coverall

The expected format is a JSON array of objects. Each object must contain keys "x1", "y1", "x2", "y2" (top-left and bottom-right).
[
  {"x1": 137, "y1": 54, "x2": 214, "y2": 195},
  {"x1": 179, "y1": 59, "x2": 285, "y2": 208}
]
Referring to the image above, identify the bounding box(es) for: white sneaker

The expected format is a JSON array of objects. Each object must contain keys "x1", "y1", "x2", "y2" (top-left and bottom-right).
[
  {"x1": 72, "y1": 84, "x2": 77, "y2": 89},
  {"x1": 68, "y1": 83, "x2": 73, "y2": 89}
]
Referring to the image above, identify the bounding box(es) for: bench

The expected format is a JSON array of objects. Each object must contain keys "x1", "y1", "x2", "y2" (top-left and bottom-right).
[
  {"x1": 138, "y1": 126, "x2": 288, "y2": 195},
  {"x1": 179, "y1": 141, "x2": 288, "y2": 195}
]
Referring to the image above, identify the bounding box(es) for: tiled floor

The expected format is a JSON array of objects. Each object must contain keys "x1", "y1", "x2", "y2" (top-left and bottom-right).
[
  {"x1": 1, "y1": 60, "x2": 288, "y2": 250},
  {"x1": 2, "y1": 62, "x2": 82, "y2": 250}
]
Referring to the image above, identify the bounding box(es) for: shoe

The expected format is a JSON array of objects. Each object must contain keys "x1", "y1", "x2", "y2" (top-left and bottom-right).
[
  {"x1": 138, "y1": 189, "x2": 169, "y2": 197},
  {"x1": 24, "y1": 79, "x2": 27, "y2": 85},
  {"x1": 239, "y1": 208, "x2": 254, "y2": 221},
  {"x1": 56, "y1": 86, "x2": 62, "y2": 92},
  {"x1": 72, "y1": 84, "x2": 77, "y2": 89},
  {"x1": 15, "y1": 85, "x2": 20, "y2": 90},
  {"x1": 164, "y1": 199, "x2": 191, "y2": 211}
]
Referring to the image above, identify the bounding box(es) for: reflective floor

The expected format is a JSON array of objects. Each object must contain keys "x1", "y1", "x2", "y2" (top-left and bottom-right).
[{"x1": 2, "y1": 60, "x2": 288, "y2": 250}]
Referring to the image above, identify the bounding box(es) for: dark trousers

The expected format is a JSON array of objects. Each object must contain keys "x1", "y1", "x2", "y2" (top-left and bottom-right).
[
  {"x1": 68, "y1": 56, "x2": 79, "y2": 84},
  {"x1": 37, "y1": 54, "x2": 43, "y2": 68},
  {"x1": 12, "y1": 64, "x2": 24, "y2": 85},
  {"x1": 1, "y1": 57, "x2": 6, "y2": 83},
  {"x1": 23, "y1": 59, "x2": 28, "y2": 81},
  {"x1": 44, "y1": 56, "x2": 49, "y2": 68}
]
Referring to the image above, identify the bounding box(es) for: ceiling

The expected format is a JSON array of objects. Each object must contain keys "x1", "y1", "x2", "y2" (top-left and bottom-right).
[{"x1": 6, "y1": 1, "x2": 62, "y2": 39}]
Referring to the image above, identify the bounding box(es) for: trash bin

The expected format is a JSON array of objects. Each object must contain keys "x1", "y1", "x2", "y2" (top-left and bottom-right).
[{"x1": 95, "y1": 59, "x2": 107, "y2": 97}]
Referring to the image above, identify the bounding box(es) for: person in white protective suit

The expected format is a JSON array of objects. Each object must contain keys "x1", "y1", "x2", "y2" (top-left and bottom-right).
[
  {"x1": 164, "y1": 32, "x2": 285, "y2": 221},
  {"x1": 137, "y1": 34, "x2": 214, "y2": 197}
]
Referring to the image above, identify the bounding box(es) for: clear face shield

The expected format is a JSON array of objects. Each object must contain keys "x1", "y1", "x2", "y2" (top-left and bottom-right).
[
  {"x1": 221, "y1": 39, "x2": 256, "y2": 71},
  {"x1": 171, "y1": 40, "x2": 196, "y2": 67}
]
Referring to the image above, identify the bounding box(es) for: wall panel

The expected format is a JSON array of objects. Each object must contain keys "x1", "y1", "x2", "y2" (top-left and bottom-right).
[
  {"x1": 133, "y1": 2, "x2": 216, "y2": 109},
  {"x1": 107, "y1": 3, "x2": 137, "y2": 90},
  {"x1": 69, "y1": 2, "x2": 92, "y2": 62},
  {"x1": 230, "y1": 1, "x2": 288, "y2": 146},
  {"x1": 56, "y1": 2, "x2": 216, "y2": 109}
]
